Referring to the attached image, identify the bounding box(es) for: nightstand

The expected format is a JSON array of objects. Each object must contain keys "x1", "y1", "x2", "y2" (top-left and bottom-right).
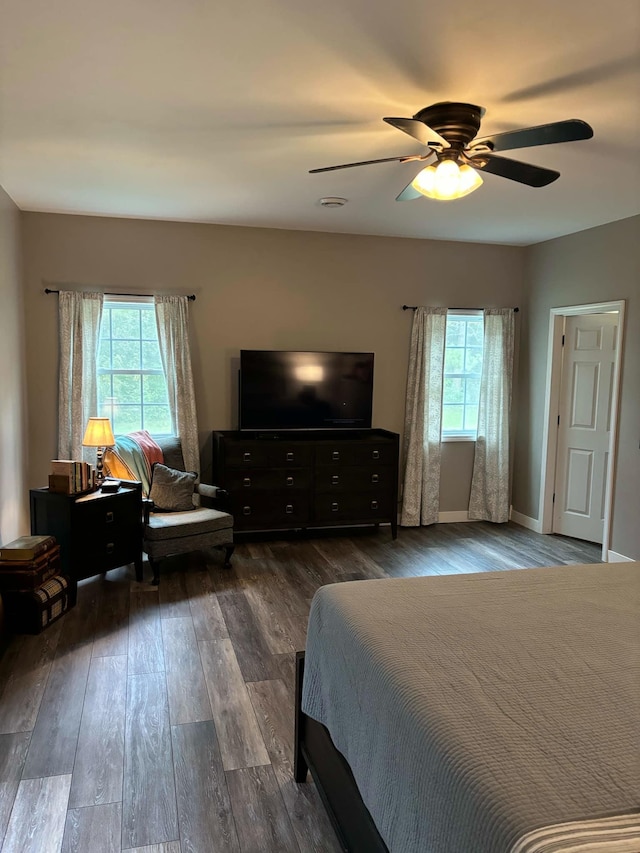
[{"x1": 30, "y1": 482, "x2": 144, "y2": 590}]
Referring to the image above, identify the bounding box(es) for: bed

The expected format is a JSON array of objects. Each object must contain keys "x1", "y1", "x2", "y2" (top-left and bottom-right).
[{"x1": 294, "y1": 562, "x2": 640, "y2": 853}]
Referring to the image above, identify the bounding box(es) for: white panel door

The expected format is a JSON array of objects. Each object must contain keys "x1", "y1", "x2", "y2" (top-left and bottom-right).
[{"x1": 553, "y1": 313, "x2": 618, "y2": 543}]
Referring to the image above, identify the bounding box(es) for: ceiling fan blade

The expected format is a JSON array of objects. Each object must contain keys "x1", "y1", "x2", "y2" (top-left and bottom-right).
[
  {"x1": 395, "y1": 179, "x2": 424, "y2": 202},
  {"x1": 383, "y1": 117, "x2": 450, "y2": 149},
  {"x1": 471, "y1": 119, "x2": 593, "y2": 153},
  {"x1": 309, "y1": 154, "x2": 423, "y2": 173},
  {"x1": 469, "y1": 153, "x2": 560, "y2": 187}
]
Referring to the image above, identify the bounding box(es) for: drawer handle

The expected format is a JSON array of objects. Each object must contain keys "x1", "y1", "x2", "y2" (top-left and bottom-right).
[
  {"x1": 243, "y1": 506, "x2": 252, "y2": 516},
  {"x1": 285, "y1": 504, "x2": 294, "y2": 514},
  {"x1": 370, "y1": 500, "x2": 379, "y2": 510},
  {"x1": 286, "y1": 476, "x2": 294, "y2": 486},
  {"x1": 106, "y1": 542, "x2": 115, "y2": 554},
  {"x1": 371, "y1": 473, "x2": 379, "y2": 484},
  {"x1": 331, "y1": 501, "x2": 339, "y2": 512},
  {"x1": 332, "y1": 451, "x2": 340, "y2": 461},
  {"x1": 105, "y1": 511, "x2": 114, "y2": 523},
  {"x1": 331, "y1": 474, "x2": 339, "y2": 485},
  {"x1": 286, "y1": 451, "x2": 294, "y2": 462},
  {"x1": 372, "y1": 450, "x2": 380, "y2": 460},
  {"x1": 243, "y1": 477, "x2": 251, "y2": 487},
  {"x1": 243, "y1": 451, "x2": 252, "y2": 462}
]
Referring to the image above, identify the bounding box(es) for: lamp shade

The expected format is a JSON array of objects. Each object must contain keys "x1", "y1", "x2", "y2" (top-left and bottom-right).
[
  {"x1": 82, "y1": 417, "x2": 115, "y2": 448},
  {"x1": 412, "y1": 161, "x2": 483, "y2": 201}
]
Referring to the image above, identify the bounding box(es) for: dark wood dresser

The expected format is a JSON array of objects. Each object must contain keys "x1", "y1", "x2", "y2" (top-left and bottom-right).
[
  {"x1": 30, "y1": 483, "x2": 143, "y2": 587},
  {"x1": 212, "y1": 429, "x2": 399, "y2": 538}
]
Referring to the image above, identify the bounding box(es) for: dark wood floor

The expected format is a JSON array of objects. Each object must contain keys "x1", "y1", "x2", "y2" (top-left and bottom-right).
[{"x1": 0, "y1": 522, "x2": 601, "y2": 853}]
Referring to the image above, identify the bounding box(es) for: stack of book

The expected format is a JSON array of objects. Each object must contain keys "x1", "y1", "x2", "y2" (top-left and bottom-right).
[
  {"x1": 0, "y1": 534, "x2": 60, "y2": 588},
  {"x1": 0, "y1": 535, "x2": 73, "y2": 634},
  {"x1": 49, "y1": 460, "x2": 96, "y2": 495}
]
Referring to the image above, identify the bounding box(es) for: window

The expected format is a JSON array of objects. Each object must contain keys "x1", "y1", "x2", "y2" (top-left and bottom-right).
[
  {"x1": 97, "y1": 299, "x2": 171, "y2": 436},
  {"x1": 442, "y1": 312, "x2": 484, "y2": 439}
]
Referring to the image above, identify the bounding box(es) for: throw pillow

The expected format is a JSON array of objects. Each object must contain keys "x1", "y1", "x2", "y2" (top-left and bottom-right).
[{"x1": 149, "y1": 463, "x2": 197, "y2": 512}]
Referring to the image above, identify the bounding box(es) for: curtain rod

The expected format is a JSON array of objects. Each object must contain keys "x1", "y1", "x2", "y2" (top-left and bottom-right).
[
  {"x1": 44, "y1": 288, "x2": 196, "y2": 301},
  {"x1": 402, "y1": 304, "x2": 518, "y2": 312}
]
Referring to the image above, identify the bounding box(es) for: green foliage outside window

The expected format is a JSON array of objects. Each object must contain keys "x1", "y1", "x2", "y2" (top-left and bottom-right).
[
  {"x1": 98, "y1": 302, "x2": 172, "y2": 436},
  {"x1": 442, "y1": 314, "x2": 484, "y2": 438}
]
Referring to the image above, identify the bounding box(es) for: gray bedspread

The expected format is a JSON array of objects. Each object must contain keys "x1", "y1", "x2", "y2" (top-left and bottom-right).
[{"x1": 301, "y1": 562, "x2": 640, "y2": 853}]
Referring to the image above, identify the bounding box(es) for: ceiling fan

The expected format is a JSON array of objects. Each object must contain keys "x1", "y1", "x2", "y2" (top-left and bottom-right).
[{"x1": 310, "y1": 102, "x2": 593, "y2": 201}]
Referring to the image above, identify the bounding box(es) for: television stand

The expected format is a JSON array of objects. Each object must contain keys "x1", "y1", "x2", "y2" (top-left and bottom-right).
[{"x1": 212, "y1": 429, "x2": 399, "y2": 538}]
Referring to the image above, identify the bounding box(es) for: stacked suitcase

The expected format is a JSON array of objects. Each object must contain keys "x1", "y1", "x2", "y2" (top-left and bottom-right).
[{"x1": 0, "y1": 535, "x2": 74, "y2": 634}]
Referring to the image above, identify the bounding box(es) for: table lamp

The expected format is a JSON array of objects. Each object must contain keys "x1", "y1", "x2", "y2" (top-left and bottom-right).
[{"x1": 82, "y1": 417, "x2": 115, "y2": 485}]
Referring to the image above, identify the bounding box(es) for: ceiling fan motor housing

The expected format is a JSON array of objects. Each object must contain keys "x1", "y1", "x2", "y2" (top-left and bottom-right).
[{"x1": 413, "y1": 102, "x2": 484, "y2": 156}]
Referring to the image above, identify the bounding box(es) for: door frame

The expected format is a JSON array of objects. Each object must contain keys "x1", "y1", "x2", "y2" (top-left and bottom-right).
[{"x1": 538, "y1": 300, "x2": 626, "y2": 560}]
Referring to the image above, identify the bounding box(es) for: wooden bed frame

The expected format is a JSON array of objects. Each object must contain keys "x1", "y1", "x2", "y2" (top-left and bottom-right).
[{"x1": 294, "y1": 651, "x2": 389, "y2": 853}]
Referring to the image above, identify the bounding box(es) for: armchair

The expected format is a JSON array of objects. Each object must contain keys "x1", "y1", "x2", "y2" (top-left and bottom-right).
[
  {"x1": 105, "y1": 435, "x2": 234, "y2": 585},
  {"x1": 142, "y1": 436, "x2": 234, "y2": 584}
]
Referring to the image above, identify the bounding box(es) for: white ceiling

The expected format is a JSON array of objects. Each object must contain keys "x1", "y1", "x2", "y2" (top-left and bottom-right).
[{"x1": 1, "y1": 0, "x2": 639, "y2": 245}]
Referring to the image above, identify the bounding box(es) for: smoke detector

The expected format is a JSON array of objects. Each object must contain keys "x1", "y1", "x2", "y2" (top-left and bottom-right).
[{"x1": 319, "y1": 197, "x2": 348, "y2": 208}]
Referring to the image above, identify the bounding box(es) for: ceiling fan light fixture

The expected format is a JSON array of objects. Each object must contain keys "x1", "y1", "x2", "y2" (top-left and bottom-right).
[{"x1": 412, "y1": 161, "x2": 483, "y2": 200}]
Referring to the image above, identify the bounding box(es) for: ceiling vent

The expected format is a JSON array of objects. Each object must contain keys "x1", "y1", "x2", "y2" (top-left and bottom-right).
[{"x1": 319, "y1": 197, "x2": 348, "y2": 208}]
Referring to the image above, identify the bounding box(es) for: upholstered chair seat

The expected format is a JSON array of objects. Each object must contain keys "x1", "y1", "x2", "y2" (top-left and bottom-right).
[{"x1": 144, "y1": 506, "x2": 233, "y2": 541}]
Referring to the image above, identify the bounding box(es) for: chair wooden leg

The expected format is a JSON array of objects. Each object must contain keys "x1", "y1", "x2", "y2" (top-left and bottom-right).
[
  {"x1": 149, "y1": 556, "x2": 160, "y2": 585},
  {"x1": 223, "y1": 545, "x2": 234, "y2": 569}
]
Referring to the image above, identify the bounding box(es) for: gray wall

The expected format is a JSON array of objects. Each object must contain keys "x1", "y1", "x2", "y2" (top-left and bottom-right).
[
  {"x1": 15, "y1": 209, "x2": 637, "y2": 554},
  {"x1": 512, "y1": 215, "x2": 640, "y2": 559},
  {"x1": 0, "y1": 186, "x2": 28, "y2": 543},
  {"x1": 20, "y1": 212, "x2": 526, "y2": 512}
]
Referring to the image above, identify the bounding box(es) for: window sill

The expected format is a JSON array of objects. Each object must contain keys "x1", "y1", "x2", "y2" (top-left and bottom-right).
[{"x1": 441, "y1": 435, "x2": 477, "y2": 443}]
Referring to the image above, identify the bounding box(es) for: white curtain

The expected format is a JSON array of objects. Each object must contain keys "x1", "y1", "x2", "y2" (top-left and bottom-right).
[
  {"x1": 154, "y1": 295, "x2": 200, "y2": 474},
  {"x1": 468, "y1": 308, "x2": 515, "y2": 523},
  {"x1": 58, "y1": 291, "x2": 104, "y2": 461},
  {"x1": 400, "y1": 307, "x2": 447, "y2": 526}
]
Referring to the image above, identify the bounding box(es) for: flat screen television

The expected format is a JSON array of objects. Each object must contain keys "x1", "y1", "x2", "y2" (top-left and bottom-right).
[{"x1": 239, "y1": 350, "x2": 374, "y2": 430}]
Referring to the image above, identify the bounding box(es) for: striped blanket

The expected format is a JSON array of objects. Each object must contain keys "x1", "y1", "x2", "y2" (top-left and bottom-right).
[
  {"x1": 510, "y1": 813, "x2": 640, "y2": 853},
  {"x1": 103, "y1": 430, "x2": 164, "y2": 495}
]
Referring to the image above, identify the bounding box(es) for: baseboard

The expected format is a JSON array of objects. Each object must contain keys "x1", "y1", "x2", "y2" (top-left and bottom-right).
[
  {"x1": 437, "y1": 511, "x2": 471, "y2": 523},
  {"x1": 510, "y1": 509, "x2": 543, "y2": 533},
  {"x1": 607, "y1": 550, "x2": 635, "y2": 563},
  {"x1": 424, "y1": 510, "x2": 552, "y2": 529}
]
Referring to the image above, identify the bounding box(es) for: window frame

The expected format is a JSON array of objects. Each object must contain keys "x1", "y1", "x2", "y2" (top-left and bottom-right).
[
  {"x1": 97, "y1": 296, "x2": 172, "y2": 437},
  {"x1": 441, "y1": 309, "x2": 484, "y2": 442}
]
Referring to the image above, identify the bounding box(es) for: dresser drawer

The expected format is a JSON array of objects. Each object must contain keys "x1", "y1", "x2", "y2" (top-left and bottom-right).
[
  {"x1": 315, "y1": 466, "x2": 395, "y2": 493},
  {"x1": 353, "y1": 442, "x2": 397, "y2": 466},
  {"x1": 314, "y1": 443, "x2": 361, "y2": 466},
  {"x1": 224, "y1": 443, "x2": 271, "y2": 467},
  {"x1": 73, "y1": 536, "x2": 138, "y2": 575},
  {"x1": 74, "y1": 497, "x2": 128, "y2": 530},
  {"x1": 231, "y1": 494, "x2": 310, "y2": 529},
  {"x1": 225, "y1": 443, "x2": 313, "y2": 468},
  {"x1": 314, "y1": 492, "x2": 394, "y2": 523},
  {"x1": 267, "y1": 445, "x2": 313, "y2": 467},
  {"x1": 315, "y1": 441, "x2": 396, "y2": 467},
  {"x1": 227, "y1": 468, "x2": 312, "y2": 491}
]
